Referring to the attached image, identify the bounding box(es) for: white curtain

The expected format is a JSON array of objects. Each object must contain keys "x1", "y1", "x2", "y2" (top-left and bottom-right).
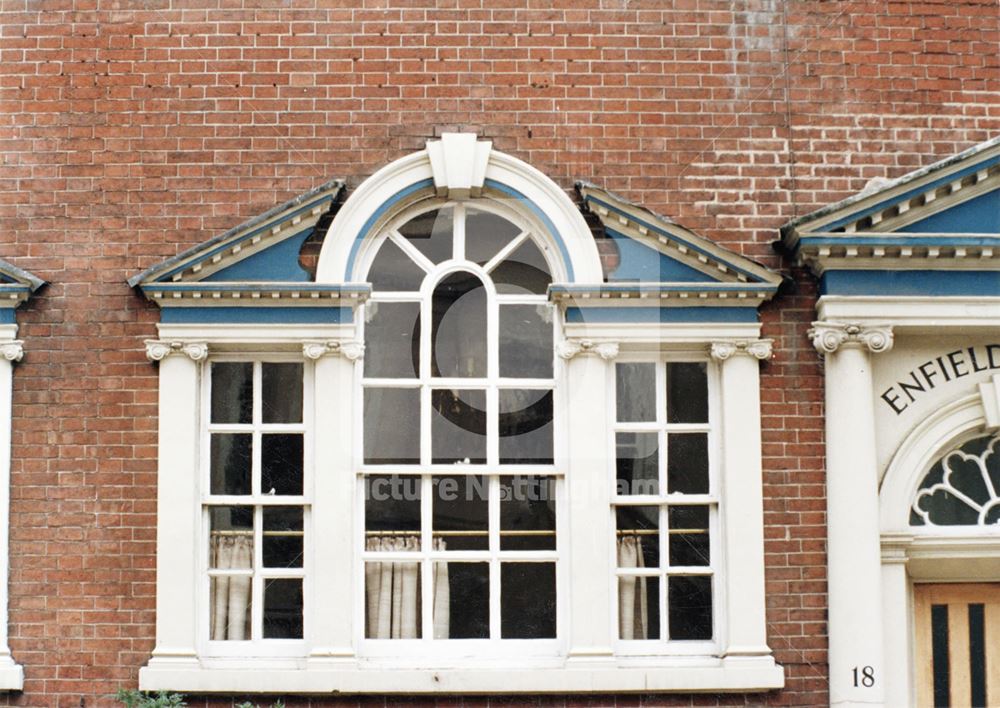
[
  {"x1": 210, "y1": 535, "x2": 253, "y2": 640},
  {"x1": 617, "y1": 535, "x2": 649, "y2": 640},
  {"x1": 365, "y1": 536, "x2": 450, "y2": 639}
]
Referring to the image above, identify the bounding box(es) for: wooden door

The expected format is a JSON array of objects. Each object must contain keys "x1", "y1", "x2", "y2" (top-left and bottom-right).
[{"x1": 914, "y1": 583, "x2": 1000, "y2": 707}]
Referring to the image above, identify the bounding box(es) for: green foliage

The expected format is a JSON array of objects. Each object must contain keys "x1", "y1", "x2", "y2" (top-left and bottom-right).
[
  {"x1": 235, "y1": 702, "x2": 285, "y2": 708},
  {"x1": 114, "y1": 689, "x2": 187, "y2": 708}
]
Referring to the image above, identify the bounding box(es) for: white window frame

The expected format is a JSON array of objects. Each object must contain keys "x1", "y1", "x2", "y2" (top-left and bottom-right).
[{"x1": 139, "y1": 135, "x2": 782, "y2": 694}]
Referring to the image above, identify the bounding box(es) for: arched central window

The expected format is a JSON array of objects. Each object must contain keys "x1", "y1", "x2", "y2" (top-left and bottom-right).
[
  {"x1": 912, "y1": 432, "x2": 1000, "y2": 527},
  {"x1": 359, "y1": 201, "x2": 561, "y2": 647}
]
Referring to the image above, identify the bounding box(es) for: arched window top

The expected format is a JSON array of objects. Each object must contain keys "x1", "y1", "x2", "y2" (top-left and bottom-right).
[
  {"x1": 911, "y1": 432, "x2": 1000, "y2": 527},
  {"x1": 315, "y1": 134, "x2": 603, "y2": 284}
]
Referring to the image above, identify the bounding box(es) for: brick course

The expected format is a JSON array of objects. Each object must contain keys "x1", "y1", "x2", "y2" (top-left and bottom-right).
[{"x1": 1, "y1": 0, "x2": 998, "y2": 705}]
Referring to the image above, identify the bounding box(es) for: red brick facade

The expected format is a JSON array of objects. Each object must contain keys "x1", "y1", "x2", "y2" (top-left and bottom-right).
[{"x1": 0, "y1": 0, "x2": 998, "y2": 705}]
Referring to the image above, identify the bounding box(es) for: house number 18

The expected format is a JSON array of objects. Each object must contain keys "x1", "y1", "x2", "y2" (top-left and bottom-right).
[{"x1": 852, "y1": 666, "x2": 875, "y2": 688}]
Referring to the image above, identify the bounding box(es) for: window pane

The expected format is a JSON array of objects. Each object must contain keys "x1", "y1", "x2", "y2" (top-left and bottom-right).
[
  {"x1": 618, "y1": 575, "x2": 660, "y2": 640},
  {"x1": 435, "y1": 561, "x2": 489, "y2": 639},
  {"x1": 490, "y1": 239, "x2": 551, "y2": 295},
  {"x1": 368, "y1": 238, "x2": 426, "y2": 292},
  {"x1": 499, "y1": 305, "x2": 553, "y2": 378},
  {"x1": 465, "y1": 209, "x2": 520, "y2": 266},
  {"x1": 668, "y1": 575, "x2": 712, "y2": 640},
  {"x1": 616, "y1": 363, "x2": 655, "y2": 422},
  {"x1": 399, "y1": 207, "x2": 453, "y2": 265},
  {"x1": 500, "y1": 562, "x2": 556, "y2": 639},
  {"x1": 261, "y1": 363, "x2": 303, "y2": 424},
  {"x1": 364, "y1": 302, "x2": 420, "y2": 379},
  {"x1": 263, "y1": 506, "x2": 304, "y2": 569},
  {"x1": 365, "y1": 559, "x2": 422, "y2": 638},
  {"x1": 433, "y1": 475, "x2": 488, "y2": 551},
  {"x1": 668, "y1": 506, "x2": 710, "y2": 567},
  {"x1": 499, "y1": 389, "x2": 553, "y2": 464},
  {"x1": 211, "y1": 362, "x2": 253, "y2": 424},
  {"x1": 210, "y1": 433, "x2": 252, "y2": 496},
  {"x1": 364, "y1": 388, "x2": 420, "y2": 464},
  {"x1": 667, "y1": 362, "x2": 708, "y2": 424},
  {"x1": 616, "y1": 506, "x2": 659, "y2": 568},
  {"x1": 432, "y1": 271, "x2": 487, "y2": 378},
  {"x1": 667, "y1": 433, "x2": 709, "y2": 494},
  {"x1": 261, "y1": 434, "x2": 304, "y2": 496},
  {"x1": 616, "y1": 432, "x2": 659, "y2": 496},
  {"x1": 431, "y1": 389, "x2": 487, "y2": 464},
  {"x1": 209, "y1": 506, "x2": 254, "y2": 570},
  {"x1": 365, "y1": 475, "x2": 421, "y2": 533},
  {"x1": 209, "y1": 576, "x2": 251, "y2": 641},
  {"x1": 500, "y1": 475, "x2": 556, "y2": 551},
  {"x1": 263, "y1": 578, "x2": 303, "y2": 639}
]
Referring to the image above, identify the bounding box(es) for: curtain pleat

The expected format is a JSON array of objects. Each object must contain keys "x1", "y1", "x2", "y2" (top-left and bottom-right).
[
  {"x1": 365, "y1": 535, "x2": 450, "y2": 639},
  {"x1": 210, "y1": 534, "x2": 253, "y2": 640},
  {"x1": 617, "y1": 535, "x2": 648, "y2": 640}
]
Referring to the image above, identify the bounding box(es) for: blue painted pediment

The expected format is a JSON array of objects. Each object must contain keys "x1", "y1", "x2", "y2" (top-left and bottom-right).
[
  {"x1": 781, "y1": 137, "x2": 1000, "y2": 295},
  {"x1": 0, "y1": 258, "x2": 44, "y2": 317}
]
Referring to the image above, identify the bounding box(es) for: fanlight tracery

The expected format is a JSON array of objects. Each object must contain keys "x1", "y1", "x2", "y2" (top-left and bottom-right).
[{"x1": 911, "y1": 433, "x2": 1000, "y2": 527}]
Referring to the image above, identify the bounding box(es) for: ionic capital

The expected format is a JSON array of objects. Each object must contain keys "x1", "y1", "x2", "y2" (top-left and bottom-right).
[
  {"x1": 710, "y1": 339, "x2": 773, "y2": 362},
  {"x1": 0, "y1": 341, "x2": 23, "y2": 363},
  {"x1": 302, "y1": 340, "x2": 365, "y2": 361},
  {"x1": 555, "y1": 338, "x2": 619, "y2": 361},
  {"x1": 808, "y1": 322, "x2": 893, "y2": 355},
  {"x1": 145, "y1": 340, "x2": 209, "y2": 362}
]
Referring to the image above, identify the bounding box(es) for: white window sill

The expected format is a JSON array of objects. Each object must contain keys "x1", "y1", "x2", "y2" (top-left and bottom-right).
[{"x1": 140, "y1": 656, "x2": 783, "y2": 694}]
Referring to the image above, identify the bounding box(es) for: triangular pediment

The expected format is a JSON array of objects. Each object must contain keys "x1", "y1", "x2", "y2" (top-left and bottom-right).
[
  {"x1": 0, "y1": 258, "x2": 44, "y2": 309},
  {"x1": 782, "y1": 136, "x2": 1000, "y2": 275},
  {"x1": 570, "y1": 182, "x2": 782, "y2": 304}
]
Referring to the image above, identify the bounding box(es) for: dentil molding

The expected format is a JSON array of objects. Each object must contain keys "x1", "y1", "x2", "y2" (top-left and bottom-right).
[
  {"x1": 808, "y1": 322, "x2": 893, "y2": 355},
  {"x1": 710, "y1": 339, "x2": 774, "y2": 362},
  {"x1": 555, "y1": 338, "x2": 620, "y2": 361}
]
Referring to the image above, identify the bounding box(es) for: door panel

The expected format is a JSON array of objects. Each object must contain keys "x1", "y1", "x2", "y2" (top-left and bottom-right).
[{"x1": 914, "y1": 583, "x2": 1000, "y2": 708}]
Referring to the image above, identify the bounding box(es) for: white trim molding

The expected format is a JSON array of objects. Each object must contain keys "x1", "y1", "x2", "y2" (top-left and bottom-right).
[{"x1": 0, "y1": 326, "x2": 23, "y2": 690}]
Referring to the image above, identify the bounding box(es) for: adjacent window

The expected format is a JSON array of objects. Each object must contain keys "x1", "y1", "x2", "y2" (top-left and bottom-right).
[
  {"x1": 360, "y1": 202, "x2": 560, "y2": 647},
  {"x1": 204, "y1": 360, "x2": 308, "y2": 650},
  {"x1": 613, "y1": 361, "x2": 716, "y2": 645}
]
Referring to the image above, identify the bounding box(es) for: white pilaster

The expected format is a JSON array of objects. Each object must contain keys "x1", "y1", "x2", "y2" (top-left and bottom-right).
[
  {"x1": 560, "y1": 338, "x2": 617, "y2": 663},
  {"x1": 0, "y1": 329, "x2": 24, "y2": 689},
  {"x1": 810, "y1": 322, "x2": 893, "y2": 706},
  {"x1": 880, "y1": 538, "x2": 913, "y2": 708},
  {"x1": 711, "y1": 340, "x2": 773, "y2": 663},
  {"x1": 305, "y1": 340, "x2": 361, "y2": 664},
  {"x1": 141, "y1": 340, "x2": 204, "y2": 674}
]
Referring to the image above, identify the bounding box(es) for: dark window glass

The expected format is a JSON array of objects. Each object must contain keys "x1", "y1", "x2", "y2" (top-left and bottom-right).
[
  {"x1": 262, "y1": 507, "x2": 304, "y2": 568},
  {"x1": 398, "y1": 207, "x2": 454, "y2": 265},
  {"x1": 500, "y1": 476, "x2": 556, "y2": 550},
  {"x1": 667, "y1": 362, "x2": 708, "y2": 424},
  {"x1": 667, "y1": 433, "x2": 709, "y2": 494},
  {"x1": 363, "y1": 388, "x2": 420, "y2": 464},
  {"x1": 500, "y1": 562, "x2": 556, "y2": 639},
  {"x1": 209, "y1": 505, "x2": 253, "y2": 569},
  {"x1": 261, "y1": 434, "x2": 304, "y2": 496},
  {"x1": 433, "y1": 475, "x2": 488, "y2": 551},
  {"x1": 432, "y1": 271, "x2": 487, "y2": 378},
  {"x1": 668, "y1": 505, "x2": 710, "y2": 567},
  {"x1": 465, "y1": 209, "x2": 521, "y2": 266},
  {"x1": 490, "y1": 239, "x2": 551, "y2": 295},
  {"x1": 263, "y1": 578, "x2": 303, "y2": 639},
  {"x1": 616, "y1": 432, "x2": 659, "y2": 496},
  {"x1": 668, "y1": 575, "x2": 712, "y2": 640},
  {"x1": 616, "y1": 363, "x2": 656, "y2": 422},
  {"x1": 364, "y1": 302, "x2": 421, "y2": 379},
  {"x1": 437, "y1": 562, "x2": 489, "y2": 639},
  {"x1": 368, "y1": 238, "x2": 426, "y2": 292},
  {"x1": 211, "y1": 362, "x2": 253, "y2": 424},
  {"x1": 616, "y1": 506, "x2": 659, "y2": 568},
  {"x1": 365, "y1": 475, "x2": 421, "y2": 533},
  {"x1": 431, "y1": 390, "x2": 487, "y2": 464},
  {"x1": 498, "y1": 389, "x2": 553, "y2": 464},
  {"x1": 261, "y1": 363, "x2": 303, "y2": 424},
  {"x1": 210, "y1": 433, "x2": 252, "y2": 496},
  {"x1": 499, "y1": 305, "x2": 552, "y2": 378}
]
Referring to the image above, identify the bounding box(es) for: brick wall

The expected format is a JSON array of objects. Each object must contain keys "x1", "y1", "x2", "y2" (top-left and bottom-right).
[{"x1": 0, "y1": 0, "x2": 998, "y2": 705}]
